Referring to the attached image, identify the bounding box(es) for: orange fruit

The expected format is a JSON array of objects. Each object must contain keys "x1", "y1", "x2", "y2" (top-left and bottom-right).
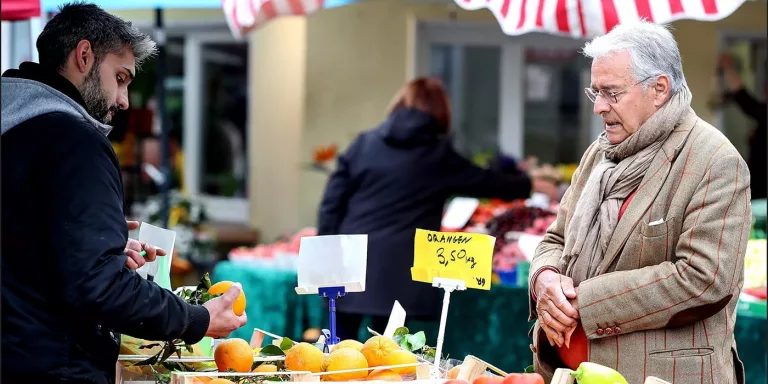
[
  {"x1": 321, "y1": 347, "x2": 369, "y2": 381},
  {"x1": 333, "y1": 339, "x2": 364, "y2": 352},
  {"x1": 190, "y1": 377, "x2": 213, "y2": 384},
  {"x1": 252, "y1": 364, "x2": 278, "y2": 373},
  {"x1": 208, "y1": 380, "x2": 236, "y2": 384},
  {"x1": 447, "y1": 365, "x2": 462, "y2": 379},
  {"x1": 214, "y1": 338, "x2": 254, "y2": 373},
  {"x1": 473, "y1": 375, "x2": 504, "y2": 384},
  {"x1": 208, "y1": 281, "x2": 246, "y2": 316},
  {"x1": 368, "y1": 368, "x2": 402, "y2": 381},
  {"x1": 285, "y1": 342, "x2": 325, "y2": 373},
  {"x1": 384, "y1": 349, "x2": 418, "y2": 376},
  {"x1": 360, "y1": 336, "x2": 400, "y2": 367}
]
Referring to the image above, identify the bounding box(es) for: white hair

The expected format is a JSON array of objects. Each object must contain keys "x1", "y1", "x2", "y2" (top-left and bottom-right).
[{"x1": 582, "y1": 20, "x2": 687, "y2": 94}]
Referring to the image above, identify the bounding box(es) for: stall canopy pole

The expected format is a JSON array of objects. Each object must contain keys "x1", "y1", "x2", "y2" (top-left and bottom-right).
[{"x1": 154, "y1": 7, "x2": 171, "y2": 228}]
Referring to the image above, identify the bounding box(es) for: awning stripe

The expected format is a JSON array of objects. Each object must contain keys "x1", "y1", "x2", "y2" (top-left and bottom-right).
[{"x1": 454, "y1": 0, "x2": 748, "y2": 38}]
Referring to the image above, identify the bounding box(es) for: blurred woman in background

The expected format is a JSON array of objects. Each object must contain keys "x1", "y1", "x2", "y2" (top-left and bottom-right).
[{"x1": 317, "y1": 77, "x2": 532, "y2": 340}]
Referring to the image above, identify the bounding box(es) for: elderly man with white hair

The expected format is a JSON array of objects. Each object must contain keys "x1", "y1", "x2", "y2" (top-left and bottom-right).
[{"x1": 528, "y1": 21, "x2": 751, "y2": 384}]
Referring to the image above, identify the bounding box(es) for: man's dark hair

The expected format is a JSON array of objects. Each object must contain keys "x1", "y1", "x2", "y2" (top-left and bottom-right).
[{"x1": 36, "y1": 2, "x2": 157, "y2": 72}]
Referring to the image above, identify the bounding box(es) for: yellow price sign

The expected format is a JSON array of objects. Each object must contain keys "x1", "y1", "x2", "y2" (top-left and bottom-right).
[{"x1": 410, "y1": 229, "x2": 496, "y2": 290}]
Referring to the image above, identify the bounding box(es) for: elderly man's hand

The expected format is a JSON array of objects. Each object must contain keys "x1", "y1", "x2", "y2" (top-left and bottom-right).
[
  {"x1": 124, "y1": 220, "x2": 167, "y2": 270},
  {"x1": 534, "y1": 270, "x2": 579, "y2": 347}
]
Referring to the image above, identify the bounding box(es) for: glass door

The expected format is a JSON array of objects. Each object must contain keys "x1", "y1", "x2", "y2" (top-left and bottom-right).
[
  {"x1": 429, "y1": 44, "x2": 502, "y2": 158},
  {"x1": 720, "y1": 36, "x2": 767, "y2": 159},
  {"x1": 522, "y1": 47, "x2": 595, "y2": 165}
]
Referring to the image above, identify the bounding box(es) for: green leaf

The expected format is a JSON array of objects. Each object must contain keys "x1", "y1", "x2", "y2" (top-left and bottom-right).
[
  {"x1": 280, "y1": 337, "x2": 296, "y2": 351},
  {"x1": 406, "y1": 331, "x2": 426, "y2": 351},
  {"x1": 251, "y1": 360, "x2": 265, "y2": 370},
  {"x1": 260, "y1": 344, "x2": 286, "y2": 357},
  {"x1": 393, "y1": 327, "x2": 410, "y2": 338},
  {"x1": 524, "y1": 365, "x2": 535, "y2": 373},
  {"x1": 398, "y1": 339, "x2": 412, "y2": 351}
]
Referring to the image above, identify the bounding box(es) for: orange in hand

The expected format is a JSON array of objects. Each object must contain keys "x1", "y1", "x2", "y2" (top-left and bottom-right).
[{"x1": 208, "y1": 281, "x2": 246, "y2": 316}]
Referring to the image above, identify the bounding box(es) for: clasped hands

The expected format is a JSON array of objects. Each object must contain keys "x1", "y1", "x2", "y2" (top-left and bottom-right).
[{"x1": 534, "y1": 269, "x2": 580, "y2": 348}]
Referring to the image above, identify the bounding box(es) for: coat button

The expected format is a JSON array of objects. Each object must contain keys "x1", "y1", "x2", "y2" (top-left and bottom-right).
[
  {"x1": 596, "y1": 328, "x2": 604, "y2": 336},
  {"x1": 614, "y1": 327, "x2": 621, "y2": 334},
  {"x1": 530, "y1": 344, "x2": 537, "y2": 353},
  {"x1": 606, "y1": 327, "x2": 613, "y2": 335}
]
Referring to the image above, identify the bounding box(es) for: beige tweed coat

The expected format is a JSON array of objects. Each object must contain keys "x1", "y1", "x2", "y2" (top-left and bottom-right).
[{"x1": 528, "y1": 110, "x2": 752, "y2": 384}]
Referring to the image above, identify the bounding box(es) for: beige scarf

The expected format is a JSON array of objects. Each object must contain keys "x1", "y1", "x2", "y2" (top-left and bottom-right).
[{"x1": 561, "y1": 87, "x2": 692, "y2": 286}]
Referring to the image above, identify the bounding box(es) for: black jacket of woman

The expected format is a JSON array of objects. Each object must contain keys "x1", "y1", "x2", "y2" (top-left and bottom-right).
[{"x1": 317, "y1": 107, "x2": 532, "y2": 318}]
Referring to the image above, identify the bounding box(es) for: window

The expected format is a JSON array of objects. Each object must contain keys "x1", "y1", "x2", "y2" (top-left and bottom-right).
[
  {"x1": 522, "y1": 47, "x2": 595, "y2": 164},
  {"x1": 418, "y1": 22, "x2": 596, "y2": 166},
  {"x1": 430, "y1": 44, "x2": 501, "y2": 157},
  {"x1": 124, "y1": 27, "x2": 250, "y2": 223},
  {"x1": 719, "y1": 34, "x2": 766, "y2": 159}
]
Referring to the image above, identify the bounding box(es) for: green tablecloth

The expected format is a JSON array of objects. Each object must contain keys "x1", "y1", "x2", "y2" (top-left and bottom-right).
[{"x1": 213, "y1": 261, "x2": 767, "y2": 383}]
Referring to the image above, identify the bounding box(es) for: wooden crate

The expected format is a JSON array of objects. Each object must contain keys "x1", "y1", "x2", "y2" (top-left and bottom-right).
[{"x1": 169, "y1": 362, "x2": 430, "y2": 384}]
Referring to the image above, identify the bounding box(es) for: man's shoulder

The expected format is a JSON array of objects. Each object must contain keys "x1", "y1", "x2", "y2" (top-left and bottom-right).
[
  {"x1": 21, "y1": 112, "x2": 113, "y2": 150},
  {"x1": 686, "y1": 117, "x2": 746, "y2": 168}
]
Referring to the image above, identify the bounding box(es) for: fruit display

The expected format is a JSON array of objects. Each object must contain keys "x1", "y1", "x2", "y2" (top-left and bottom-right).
[
  {"x1": 117, "y1": 274, "x2": 251, "y2": 383},
  {"x1": 229, "y1": 227, "x2": 317, "y2": 261}
]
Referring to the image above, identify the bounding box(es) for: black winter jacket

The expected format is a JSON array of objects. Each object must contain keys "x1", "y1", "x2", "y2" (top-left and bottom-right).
[{"x1": 1, "y1": 62, "x2": 210, "y2": 384}]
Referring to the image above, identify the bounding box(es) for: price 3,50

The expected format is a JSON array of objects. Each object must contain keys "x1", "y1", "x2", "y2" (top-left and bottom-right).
[{"x1": 436, "y1": 247, "x2": 477, "y2": 269}]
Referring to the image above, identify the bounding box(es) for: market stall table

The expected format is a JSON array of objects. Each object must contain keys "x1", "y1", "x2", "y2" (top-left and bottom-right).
[{"x1": 213, "y1": 261, "x2": 767, "y2": 383}]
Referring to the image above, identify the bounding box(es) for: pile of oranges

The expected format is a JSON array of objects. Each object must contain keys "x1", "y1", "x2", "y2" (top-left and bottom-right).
[
  {"x1": 205, "y1": 333, "x2": 543, "y2": 383},
  {"x1": 284, "y1": 335, "x2": 418, "y2": 382}
]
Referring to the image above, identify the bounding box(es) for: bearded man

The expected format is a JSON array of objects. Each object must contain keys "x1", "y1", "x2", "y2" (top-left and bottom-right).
[
  {"x1": 528, "y1": 21, "x2": 752, "y2": 384},
  {"x1": 1, "y1": 3, "x2": 247, "y2": 383}
]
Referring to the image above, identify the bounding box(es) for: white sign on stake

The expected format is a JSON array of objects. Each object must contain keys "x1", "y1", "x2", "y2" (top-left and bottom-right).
[
  {"x1": 294, "y1": 235, "x2": 368, "y2": 294},
  {"x1": 383, "y1": 300, "x2": 407, "y2": 339},
  {"x1": 430, "y1": 277, "x2": 466, "y2": 379}
]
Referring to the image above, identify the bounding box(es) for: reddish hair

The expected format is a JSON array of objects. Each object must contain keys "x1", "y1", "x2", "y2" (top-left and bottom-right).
[{"x1": 388, "y1": 77, "x2": 452, "y2": 134}]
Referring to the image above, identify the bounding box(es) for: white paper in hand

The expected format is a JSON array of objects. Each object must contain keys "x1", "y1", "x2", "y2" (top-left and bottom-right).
[
  {"x1": 441, "y1": 197, "x2": 480, "y2": 229},
  {"x1": 383, "y1": 300, "x2": 407, "y2": 339},
  {"x1": 295, "y1": 235, "x2": 368, "y2": 294},
  {"x1": 135, "y1": 223, "x2": 176, "y2": 290}
]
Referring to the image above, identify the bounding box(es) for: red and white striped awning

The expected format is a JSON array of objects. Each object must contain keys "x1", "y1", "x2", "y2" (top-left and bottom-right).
[
  {"x1": 455, "y1": 0, "x2": 748, "y2": 38},
  {"x1": 2, "y1": 0, "x2": 41, "y2": 21},
  {"x1": 223, "y1": 0, "x2": 326, "y2": 38}
]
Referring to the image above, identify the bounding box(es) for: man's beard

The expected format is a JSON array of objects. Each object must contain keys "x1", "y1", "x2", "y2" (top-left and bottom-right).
[{"x1": 79, "y1": 67, "x2": 116, "y2": 124}]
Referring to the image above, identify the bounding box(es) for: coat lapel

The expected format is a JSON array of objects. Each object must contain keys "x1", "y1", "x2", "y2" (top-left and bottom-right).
[{"x1": 598, "y1": 110, "x2": 699, "y2": 274}]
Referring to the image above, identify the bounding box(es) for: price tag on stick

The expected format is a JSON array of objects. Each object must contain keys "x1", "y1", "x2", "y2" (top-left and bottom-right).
[
  {"x1": 410, "y1": 229, "x2": 495, "y2": 290},
  {"x1": 410, "y1": 229, "x2": 496, "y2": 379}
]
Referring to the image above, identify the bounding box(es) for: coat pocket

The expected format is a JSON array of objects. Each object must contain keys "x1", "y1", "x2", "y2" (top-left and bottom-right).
[
  {"x1": 639, "y1": 217, "x2": 677, "y2": 263},
  {"x1": 649, "y1": 346, "x2": 715, "y2": 358},
  {"x1": 640, "y1": 216, "x2": 677, "y2": 238}
]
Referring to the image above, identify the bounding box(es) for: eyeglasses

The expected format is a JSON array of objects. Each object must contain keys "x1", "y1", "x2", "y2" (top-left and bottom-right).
[{"x1": 584, "y1": 76, "x2": 656, "y2": 104}]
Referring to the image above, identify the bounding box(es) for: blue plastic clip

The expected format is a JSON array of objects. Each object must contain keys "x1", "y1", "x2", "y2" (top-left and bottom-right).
[{"x1": 318, "y1": 286, "x2": 347, "y2": 350}]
